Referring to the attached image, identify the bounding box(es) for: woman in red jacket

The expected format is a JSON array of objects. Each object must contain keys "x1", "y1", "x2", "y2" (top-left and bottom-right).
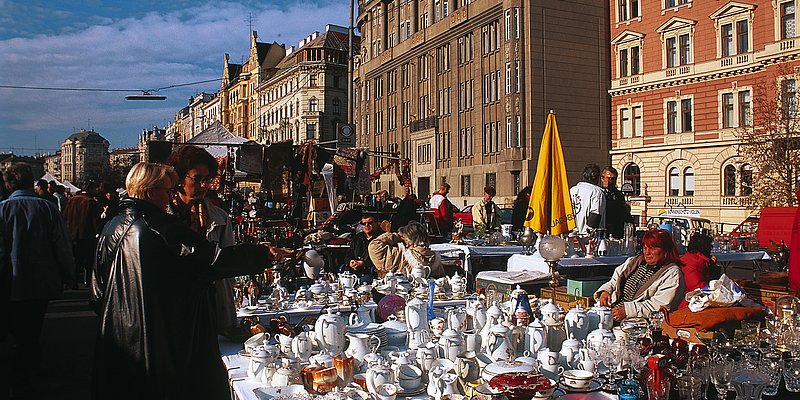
[{"x1": 679, "y1": 232, "x2": 715, "y2": 308}]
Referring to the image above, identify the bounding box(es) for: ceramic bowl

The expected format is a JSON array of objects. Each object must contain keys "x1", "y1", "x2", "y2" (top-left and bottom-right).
[
  {"x1": 376, "y1": 383, "x2": 398, "y2": 400},
  {"x1": 488, "y1": 372, "x2": 554, "y2": 400},
  {"x1": 560, "y1": 369, "x2": 594, "y2": 389}
]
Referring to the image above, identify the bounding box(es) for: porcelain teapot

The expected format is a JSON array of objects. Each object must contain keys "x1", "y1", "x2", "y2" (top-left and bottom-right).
[
  {"x1": 366, "y1": 360, "x2": 396, "y2": 394},
  {"x1": 466, "y1": 298, "x2": 487, "y2": 332},
  {"x1": 271, "y1": 358, "x2": 302, "y2": 387},
  {"x1": 247, "y1": 346, "x2": 273, "y2": 384},
  {"x1": 446, "y1": 307, "x2": 467, "y2": 331},
  {"x1": 586, "y1": 328, "x2": 615, "y2": 350},
  {"x1": 448, "y1": 272, "x2": 467, "y2": 295},
  {"x1": 315, "y1": 308, "x2": 346, "y2": 355},
  {"x1": 523, "y1": 318, "x2": 547, "y2": 355},
  {"x1": 405, "y1": 295, "x2": 429, "y2": 332},
  {"x1": 486, "y1": 324, "x2": 512, "y2": 361},
  {"x1": 409, "y1": 264, "x2": 431, "y2": 282},
  {"x1": 345, "y1": 333, "x2": 381, "y2": 366},
  {"x1": 587, "y1": 304, "x2": 613, "y2": 331},
  {"x1": 539, "y1": 299, "x2": 562, "y2": 322},
  {"x1": 291, "y1": 331, "x2": 313, "y2": 362},
  {"x1": 559, "y1": 338, "x2": 583, "y2": 369},
  {"x1": 481, "y1": 301, "x2": 505, "y2": 344},
  {"x1": 339, "y1": 271, "x2": 358, "y2": 289},
  {"x1": 438, "y1": 328, "x2": 465, "y2": 360},
  {"x1": 542, "y1": 315, "x2": 566, "y2": 352},
  {"x1": 564, "y1": 305, "x2": 589, "y2": 341},
  {"x1": 309, "y1": 348, "x2": 335, "y2": 368}
]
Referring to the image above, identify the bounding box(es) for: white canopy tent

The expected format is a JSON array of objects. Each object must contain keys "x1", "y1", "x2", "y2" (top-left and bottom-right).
[{"x1": 61, "y1": 180, "x2": 82, "y2": 194}]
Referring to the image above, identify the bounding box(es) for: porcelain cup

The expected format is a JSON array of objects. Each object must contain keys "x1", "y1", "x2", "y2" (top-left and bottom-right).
[
  {"x1": 398, "y1": 364, "x2": 423, "y2": 391},
  {"x1": 376, "y1": 383, "x2": 398, "y2": 400},
  {"x1": 561, "y1": 369, "x2": 594, "y2": 389},
  {"x1": 538, "y1": 350, "x2": 564, "y2": 374}
]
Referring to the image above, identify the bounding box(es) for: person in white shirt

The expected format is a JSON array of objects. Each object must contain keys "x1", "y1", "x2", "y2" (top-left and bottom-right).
[
  {"x1": 428, "y1": 183, "x2": 454, "y2": 235},
  {"x1": 570, "y1": 163, "x2": 606, "y2": 236}
]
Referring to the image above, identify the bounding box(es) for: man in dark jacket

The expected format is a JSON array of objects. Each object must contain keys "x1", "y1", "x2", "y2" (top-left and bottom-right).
[
  {"x1": 601, "y1": 166, "x2": 634, "y2": 238},
  {"x1": 0, "y1": 163, "x2": 74, "y2": 398},
  {"x1": 90, "y1": 162, "x2": 284, "y2": 400},
  {"x1": 34, "y1": 179, "x2": 57, "y2": 204},
  {"x1": 343, "y1": 215, "x2": 380, "y2": 282},
  {"x1": 64, "y1": 185, "x2": 100, "y2": 288}
]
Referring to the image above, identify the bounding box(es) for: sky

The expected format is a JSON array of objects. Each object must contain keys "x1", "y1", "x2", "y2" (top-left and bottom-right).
[{"x1": 0, "y1": 0, "x2": 351, "y2": 155}]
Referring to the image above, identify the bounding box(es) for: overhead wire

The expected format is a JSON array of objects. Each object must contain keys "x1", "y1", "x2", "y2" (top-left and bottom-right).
[{"x1": 0, "y1": 77, "x2": 223, "y2": 93}]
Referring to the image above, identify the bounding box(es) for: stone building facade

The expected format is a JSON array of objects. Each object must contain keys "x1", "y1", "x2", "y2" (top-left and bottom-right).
[
  {"x1": 354, "y1": 0, "x2": 611, "y2": 206},
  {"x1": 256, "y1": 24, "x2": 356, "y2": 144},
  {"x1": 60, "y1": 129, "x2": 110, "y2": 186},
  {"x1": 609, "y1": 0, "x2": 800, "y2": 226}
]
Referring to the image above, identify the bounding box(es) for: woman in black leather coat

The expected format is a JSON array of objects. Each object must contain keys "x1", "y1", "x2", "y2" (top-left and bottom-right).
[{"x1": 90, "y1": 163, "x2": 276, "y2": 400}]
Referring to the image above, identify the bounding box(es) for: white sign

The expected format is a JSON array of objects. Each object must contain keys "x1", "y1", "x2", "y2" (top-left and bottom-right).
[{"x1": 658, "y1": 208, "x2": 702, "y2": 216}]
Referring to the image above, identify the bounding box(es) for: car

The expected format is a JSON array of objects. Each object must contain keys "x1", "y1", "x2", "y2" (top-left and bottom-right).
[{"x1": 646, "y1": 214, "x2": 712, "y2": 247}]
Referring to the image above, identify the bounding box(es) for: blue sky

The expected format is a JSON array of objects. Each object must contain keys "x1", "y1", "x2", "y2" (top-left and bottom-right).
[{"x1": 0, "y1": 0, "x2": 351, "y2": 154}]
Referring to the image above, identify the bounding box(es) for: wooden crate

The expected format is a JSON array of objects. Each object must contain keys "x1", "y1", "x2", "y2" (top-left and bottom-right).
[
  {"x1": 741, "y1": 281, "x2": 793, "y2": 313},
  {"x1": 539, "y1": 287, "x2": 593, "y2": 310},
  {"x1": 476, "y1": 276, "x2": 550, "y2": 304}
]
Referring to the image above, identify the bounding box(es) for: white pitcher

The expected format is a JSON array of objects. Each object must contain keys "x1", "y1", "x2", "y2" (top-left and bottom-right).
[
  {"x1": 346, "y1": 333, "x2": 381, "y2": 366},
  {"x1": 405, "y1": 295, "x2": 428, "y2": 332},
  {"x1": 564, "y1": 305, "x2": 589, "y2": 341},
  {"x1": 486, "y1": 324, "x2": 511, "y2": 362},
  {"x1": 524, "y1": 318, "x2": 548, "y2": 354},
  {"x1": 291, "y1": 332, "x2": 313, "y2": 362},
  {"x1": 466, "y1": 299, "x2": 487, "y2": 332}
]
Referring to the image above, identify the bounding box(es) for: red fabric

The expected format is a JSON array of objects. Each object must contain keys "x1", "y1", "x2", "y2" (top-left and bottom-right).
[
  {"x1": 679, "y1": 251, "x2": 712, "y2": 309},
  {"x1": 789, "y1": 191, "x2": 800, "y2": 292},
  {"x1": 436, "y1": 198, "x2": 454, "y2": 222}
]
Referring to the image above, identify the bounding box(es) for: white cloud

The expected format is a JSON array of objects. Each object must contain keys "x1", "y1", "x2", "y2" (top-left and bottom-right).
[{"x1": 0, "y1": 0, "x2": 350, "y2": 153}]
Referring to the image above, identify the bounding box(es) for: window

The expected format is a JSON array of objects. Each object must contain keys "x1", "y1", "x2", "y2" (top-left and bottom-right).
[
  {"x1": 514, "y1": 8, "x2": 520, "y2": 39},
  {"x1": 737, "y1": 20, "x2": 749, "y2": 53},
  {"x1": 783, "y1": 1, "x2": 796, "y2": 39},
  {"x1": 418, "y1": 55, "x2": 429, "y2": 80},
  {"x1": 721, "y1": 21, "x2": 749, "y2": 57},
  {"x1": 623, "y1": 163, "x2": 641, "y2": 195},
  {"x1": 679, "y1": 34, "x2": 691, "y2": 65},
  {"x1": 505, "y1": 9, "x2": 511, "y2": 40},
  {"x1": 309, "y1": 98, "x2": 318, "y2": 112},
  {"x1": 668, "y1": 167, "x2": 680, "y2": 196},
  {"x1": 721, "y1": 24, "x2": 734, "y2": 57},
  {"x1": 618, "y1": 0, "x2": 640, "y2": 22},
  {"x1": 665, "y1": 0, "x2": 690, "y2": 9},
  {"x1": 515, "y1": 115, "x2": 522, "y2": 147},
  {"x1": 310, "y1": 74, "x2": 317, "y2": 87},
  {"x1": 514, "y1": 60, "x2": 520, "y2": 93},
  {"x1": 457, "y1": 33, "x2": 474, "y2": 64},
  {"x1": 667, "y1": 101, "x2": 678, "y2": 133},
  {"x1": 486, "y1": 173, "x2": 497, "y2": 190},
  {"x1": 401, "y1": 63, "x2": 410, "y2": 87},
  {"x1": 681, "y1": 98, "x2": 693, "y2": 132},
  {"x1": 720, "y1": 89, "x2": 751, "y2": 128},
  {"x1": 375, "y1": 77, "x2": 383, "y2": 99},
  {"x1": 388, "y1": 70, "x2": 397, "y2": 93},
  {"x1": 436, "y1": 44, "x2": 451, "y2": 72},
  {"x1": 666, "y1": 37, "x2": 677, "y2": 68},
  {"x1": 461, "y1": 175, "x2": 471, "y2": 197},
  {"x1": 506, "y1": 117, "x2": 513, "y2": 148},
  {"x1": 306, "y1": 123, "x2": 316, "y2": 139},
  {"x1": 620, "y1": 108, "x2": 631, "y2": 138},
  {"x1": 333, "y1": 98, "x2": 341, "y2": 114},
  {"x1": 481, "y1": 20, "x2": 500, "y2": 54},
  {"x1": 723, "y1": 164, "x2": 736, "y2": 196},
  {"x1": 722, "y1": 93, "x2": 734, "y2": 128},
  {"x1": 683, "y1": 167, "x2": 694, "y2": 196},
  {"x1": 784, "y1": 78, "x2": 797, "y2": 118},
  {"x1": 740, "y1": 164, "x2": 753, "y2": 195},
  {"x1": 505, "y1": 63, "x2": 511, "y2": 94}
]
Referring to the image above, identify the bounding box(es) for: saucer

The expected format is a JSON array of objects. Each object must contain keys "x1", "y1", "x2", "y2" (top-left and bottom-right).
[
  {"x1": 559, "y1": 378, "x2": 602, "y2": 393},
  {"x1": 397, "y1": 385, "x2": 427, "y2": 396},
  {"x1": 237, "y1": 349, "x2": 251, "y2": 357}
]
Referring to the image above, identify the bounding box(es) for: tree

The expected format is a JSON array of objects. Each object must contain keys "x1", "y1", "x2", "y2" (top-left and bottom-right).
[{"x1": 737, "y1": 67, "x2": 800, "y2": 209}]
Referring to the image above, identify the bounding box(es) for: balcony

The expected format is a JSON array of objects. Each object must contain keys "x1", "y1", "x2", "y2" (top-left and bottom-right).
[
  {"x1": 721, "y1": 196, "x2": 741, "y2": 206},
  {"x1": 665, "y1": 65, "x2": 693, "y2": 78},
  {"x1": 410, "y1": 116, "x2": 438, "y2": 132},
  {"x1": 666, "y1": 196, "x2": 694, "y2": 206},
  {"x1": 720, "y1": 53, "x2": 750, "y2": 68}
]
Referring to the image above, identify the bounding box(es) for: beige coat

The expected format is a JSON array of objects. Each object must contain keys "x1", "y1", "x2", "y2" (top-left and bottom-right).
[
  {"x1": 594, "y1": 255, "x2": 685, "y2": 317},
  {"x1": 368, "y1": 232, "x2": 445, "y2": 278}
]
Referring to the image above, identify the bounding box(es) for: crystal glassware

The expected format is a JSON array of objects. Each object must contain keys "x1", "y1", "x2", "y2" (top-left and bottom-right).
[
  {"x1": 711, "y1": 358, "x2": 735, "y2": 398},
  {"x1": 760, "y1": 353, "x2": 783, "y2": 397},
  {"x1": 783, "y1": 357, "x2": 800, "y2": 393}
]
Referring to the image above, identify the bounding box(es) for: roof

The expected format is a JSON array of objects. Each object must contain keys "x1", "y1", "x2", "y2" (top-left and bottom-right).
[
  {"x1": 275, "y1": 30, "x2": 360, "y2": 70},
  {"x1": 188, "y1": 121, "x2": 249, "y2": 157},
  {"x1": 65, "y1": 129, "x2": 108, "y2": 144}
]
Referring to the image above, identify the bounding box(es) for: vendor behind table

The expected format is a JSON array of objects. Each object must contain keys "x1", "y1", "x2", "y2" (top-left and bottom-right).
[{"x1": 594, "y1": 228, "x2": 685, "y2": 321}]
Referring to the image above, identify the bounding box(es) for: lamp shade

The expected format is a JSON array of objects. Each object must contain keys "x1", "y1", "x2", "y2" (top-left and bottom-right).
[{"x1": 538, "y1": 235, "x2": 566, "y2": 261}]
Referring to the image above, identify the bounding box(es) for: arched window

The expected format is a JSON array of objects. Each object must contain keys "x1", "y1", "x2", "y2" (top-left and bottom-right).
[
  {"x1": 309, "y1": 97, "x2": 318, "y2": 112},
  {"x1": 622, "y1": 163, "x2": 641, "y2": 195},
  {"x1": 668, "y1": 167, "x2": 680, "y2": 196},
  {"x1": 740, "y1": 164, "x2": 753, "y2": 195},
  {"x1": 683, "y1": 166, "x2": 695, "y2": 196},
  {"x1": 723, "y1": 164, "x2": 736, "y2": 196}
]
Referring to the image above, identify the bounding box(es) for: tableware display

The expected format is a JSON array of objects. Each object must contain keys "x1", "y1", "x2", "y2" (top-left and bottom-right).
[
  {"x1": 559, "y1": 378, "x2": 601, "y2": 393},
  {"x1": 253, "y1": 385, "x2": 308, "y2": 400},
  {"x1": 560, "y1": 369, "x2": 594, "y2": 390},
  {"x1": 488, "y1": 372, "x2": 554, "y2": 400},
  {"x1": 375, "y1": 383, "x2": 398, "y2": 400}
]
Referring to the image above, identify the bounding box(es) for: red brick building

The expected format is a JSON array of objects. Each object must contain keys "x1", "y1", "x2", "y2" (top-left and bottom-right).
[{"x1": 609, "y1": 0, "x2": 800, "y2": 226}]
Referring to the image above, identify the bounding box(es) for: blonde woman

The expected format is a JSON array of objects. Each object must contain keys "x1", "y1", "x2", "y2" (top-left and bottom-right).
[{"x1": 90, "y1": 162, "x2": 282, "y2": 400}]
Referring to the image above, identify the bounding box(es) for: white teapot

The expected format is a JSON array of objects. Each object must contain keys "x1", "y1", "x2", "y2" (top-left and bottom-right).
[
  {"x1": 539, "y1": 299, "x2": 562, "y2": 322},
  {"x1": 587, "y1": 304, "x2": 613, "y2": 331},
  {"x1": 366, "y1": 361, "x2": 396, "y2": 394},
  {"x1": 315, "y1": 308, "x2": 346, "y2": 355},
  {"x1": 448, "y1": 272, "x2": 467, "y2": 296},
  {"x1": 291, "y1": 331, "x2": 313, "y2": 362},
  {"x1": 564, "y1": 305, "x2": 589, "y2": 341},
  {"x1": 466, "y1": 298, "x2": 487, "y2": 332},
  {"x1": 524, "y1": 317, "x2": 548, "y2": 354},
  {"x1": 409, "y1": 264, "x2": 431, "y2": 282},
  {"x1": 405, "y1": 295, "x2": 429, "y2": 332},
  {"x1": 339, "y1": 271, "x2": 358, "y2": 289},
  {"x1": 438, "y1": 328, "x2": 464, "y2": 360},
  {"x1": 486, "y1": 324, "x2": 512, "y2": 362},
  {"x1": 247, "y1": 346, "x2": 274, "y2": 384}
]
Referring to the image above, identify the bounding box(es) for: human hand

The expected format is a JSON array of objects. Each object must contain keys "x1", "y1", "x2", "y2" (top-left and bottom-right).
[
  {"x1": 597, "y1": 291, "x2": 612, "y2": 307},
  {"x1": 612, "y1": 306, "x2": 627, "y2": 321},
  {"x1": 380, "y1": 220, "x2": 391, "y2": 233}
]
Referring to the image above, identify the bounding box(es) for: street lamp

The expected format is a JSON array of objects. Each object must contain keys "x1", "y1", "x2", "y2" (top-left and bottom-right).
[
  {"x1": 125, "y1": 90, "x2": 166, "y2": 101},
  {"x1": 538, "y1": 235, "x2": 566, "y2": 289}
]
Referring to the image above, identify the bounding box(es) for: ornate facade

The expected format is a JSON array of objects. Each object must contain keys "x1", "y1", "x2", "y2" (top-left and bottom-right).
[{"x1": 60, "y1": 129, "x2": 110, "y2": 186}]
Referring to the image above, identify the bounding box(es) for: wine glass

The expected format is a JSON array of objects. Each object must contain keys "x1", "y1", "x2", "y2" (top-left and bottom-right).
[{"x1": 710, "y1": 358, "x2": 734, "y2": 399}]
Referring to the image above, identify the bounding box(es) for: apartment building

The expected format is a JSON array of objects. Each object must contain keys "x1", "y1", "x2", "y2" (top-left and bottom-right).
[
  {"x1": 60, "y1": 128, "x2": 110, "y2": 187},
  {"x1": 610, "y1": 0, "x2": 800, "y2": 225},
  {"x1": 354, "y1": 0, "x2": 610, "y2": 206}
]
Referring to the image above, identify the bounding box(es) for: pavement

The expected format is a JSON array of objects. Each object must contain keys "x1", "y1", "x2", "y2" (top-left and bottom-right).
[{"x1": 0, "y1": 287, "x2": 98, "y2": 400}]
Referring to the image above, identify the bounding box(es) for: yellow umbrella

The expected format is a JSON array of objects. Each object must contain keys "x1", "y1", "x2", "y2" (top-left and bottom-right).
[{"x1": 524, "y1": 112, "x2": 575, "y2": 235}]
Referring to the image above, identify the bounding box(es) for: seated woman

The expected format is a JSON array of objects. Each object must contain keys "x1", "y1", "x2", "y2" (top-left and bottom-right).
[
  {"x1": 368, "y1": 221, "x2": 445, "y2": 278},
  {"x1": 594, "y1": 229, "x2": 685, "y2": 321},
  {"x1": 681, "y1": 232, "x2": 715, "y2": 292}
]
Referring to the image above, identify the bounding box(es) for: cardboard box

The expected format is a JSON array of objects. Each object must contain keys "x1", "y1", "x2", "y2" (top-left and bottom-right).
[
  {"x1": 741, "y1": 282, "x2": 793, "y2": 313},
  {"x1": 566, "y1": 277, "x2": 608, "y2": 297},
  {"x1": 539, "y1": 287, "x2": 594, "y2": 310},
  {"x1": 661, "y1": 322, "x2": 716, "y2": 344},
  {"x1": 475, "y1": 271, "x2": 551, "y2": 304}
]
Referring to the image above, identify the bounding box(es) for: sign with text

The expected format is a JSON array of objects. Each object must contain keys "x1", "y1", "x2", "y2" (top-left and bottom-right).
[{"x1": 337, "y1": 123, "x2": 356, "y2": 148}]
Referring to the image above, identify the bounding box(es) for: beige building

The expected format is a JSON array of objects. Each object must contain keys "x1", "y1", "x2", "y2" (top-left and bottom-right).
[
  {"x1": 256, "y1": 24, "x2": 356, "y2": 144},
  {"x1": 354, "y1": 0, "x2": 611, "y2": 206},
  {"x1": 42, "y1": 151, "x2": 61, "y2": 180},
  {"x1": 60, "y1": 129, "x2": 110, "y2": 186}
]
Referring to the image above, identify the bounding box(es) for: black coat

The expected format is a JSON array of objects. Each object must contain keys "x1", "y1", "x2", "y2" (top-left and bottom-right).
[
  {"x1": 90, "y1": 198, "x2": 270, "y2": 400},
  {"x1": 604, "y1": 187, "x2": 634, "y2": 238},
  {"x1": 344, "y1": 231, "x2": 377, "y2": 277}
]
